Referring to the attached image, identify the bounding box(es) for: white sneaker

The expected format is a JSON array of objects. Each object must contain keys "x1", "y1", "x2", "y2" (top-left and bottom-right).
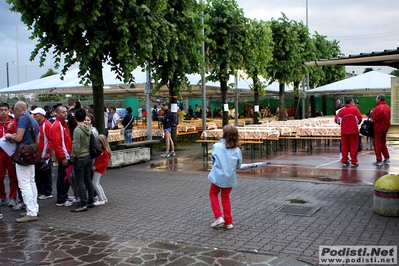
[
  {"x1": 169, "y1": 151, "x2": 176, "y2": 157},
  {"x1": 161, "y1": 152, "x2": 170, "y2": 158},
  {"x1": 8, "y1": 198, "x2": 17, "y2": 207},
  {"x1": 383, "y1": 159, "x2": 390, "y2": 165},
  {"x1": 56, "y1": 201, "x2": 73, "y2": 207},
  {"x1": 219, "y1": 224, "x2": 234, "y2": 229},
  {"x1": 211, "y1": 217, "x2": 225, "y2": 228},
  {"x1": 94, "y1": 200, "x2": 105, "y2": 206}
]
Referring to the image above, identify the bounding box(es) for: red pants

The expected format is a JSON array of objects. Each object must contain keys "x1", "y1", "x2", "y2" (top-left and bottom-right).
[
  {"x1": 209, "y1": 183, "x2": 233, "y2": 225},
  {"x1": 341, "y1": 134, "x2": 359, "y2": 164},
  {"x1": 373, "y1": 132, "x2": 389, "y2": 162},
  {"x1": 0, "y1": 153, "x2": 18, "y2": 199}
]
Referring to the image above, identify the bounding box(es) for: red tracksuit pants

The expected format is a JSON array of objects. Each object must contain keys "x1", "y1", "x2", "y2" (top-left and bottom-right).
[
  {"x1": 373, "y1": 132, "x2": 389, "y2": 162},
  {"x1": 209, "y1": 183, "x2": 233, "y2": 225},
  {"x1": 341, "y1": 134, "x2": 359, "y2": 165},
  {"x1": 0, "y1": 152, "x2": 18, "y2": 199}
]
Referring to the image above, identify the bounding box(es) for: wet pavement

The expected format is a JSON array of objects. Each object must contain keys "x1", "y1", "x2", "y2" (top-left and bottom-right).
[{"x1": 0, "y1": 139, "x2": 398, "y2": 265}]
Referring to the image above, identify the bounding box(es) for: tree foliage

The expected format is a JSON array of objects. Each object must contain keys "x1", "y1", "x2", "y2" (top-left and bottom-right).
[
  {"x1": 242, "y1": 19, "x2": 273, "y2": 123},
  {"x1": 308, "y1": 32, "x2": 346, "y2": 89},
  {"x1": 149, "y1": 0, "x2": 204, "y2": 99},
  {"x1": 7, "y1": 0, "x2": 172, "y2": 133},
  {"x1": 390, "y1": 69, "x2": 399, "y2": 77},
  {"x1": 363, "y1": 67, "x2": 374, "y2": 73},
  {"x1": 266, "y1": 13, "x2": 309, "y2": 121},
  {"x1": 205, "y1": 0, "x2": 248, "y2": 126},
  {"x1": 40, "y1": 68, "x2": 58, "y2": 78}
]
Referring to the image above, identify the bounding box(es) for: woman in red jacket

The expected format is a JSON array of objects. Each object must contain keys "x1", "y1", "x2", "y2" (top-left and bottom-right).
[{"x1": 92, "y1": 134, "x2": 111, "y2": 205}]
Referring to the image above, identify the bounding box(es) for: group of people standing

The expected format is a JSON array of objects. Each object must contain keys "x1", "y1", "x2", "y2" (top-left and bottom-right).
[
  {"x1": 335, "y1": 94, "x2": 391, "y2": 167},
  {"x1": 0, "y1": 99, "x2": 111, "y2": 222}
]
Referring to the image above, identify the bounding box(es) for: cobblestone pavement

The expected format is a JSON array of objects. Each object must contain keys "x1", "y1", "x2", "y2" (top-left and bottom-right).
[{"x1": 0, "y1": 143, "x2": 398, "y2": 265}]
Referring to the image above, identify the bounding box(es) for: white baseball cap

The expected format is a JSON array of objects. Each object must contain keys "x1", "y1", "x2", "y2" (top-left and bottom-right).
[{"x1": 31, "y1": 107, "x2": 46, "y2": 116}]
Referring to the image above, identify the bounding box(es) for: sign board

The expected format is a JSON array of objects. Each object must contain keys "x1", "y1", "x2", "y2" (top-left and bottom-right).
[{"x1": 391, "y1": 77, "x2": 399, "y2": 125}]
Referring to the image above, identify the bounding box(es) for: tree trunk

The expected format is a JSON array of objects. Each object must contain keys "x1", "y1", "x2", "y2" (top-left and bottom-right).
[
  {"x1": 221, "y1": 80, "x2": 229, "y2": 127},
  {"x1": 278, "y1": 82, "x2": 285, "y2": 121},
  {"x1": 169, "y1": 79, "x2": 178, "y2": 148},
  {"x1": 90, "y1": 61, "x2": 105, "y2": 135}
]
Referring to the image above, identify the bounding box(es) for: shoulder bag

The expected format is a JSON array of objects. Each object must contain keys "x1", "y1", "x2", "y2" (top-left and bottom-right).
[
  {"x1": 359, "y1": 115, "x2": 374, "y2": 138},
  {"x1": 13, "y1": 115, "x2": 41, "y2": 166},
  {"x1": 120, "y1": 116, "x2": 134, "y2": 135}
]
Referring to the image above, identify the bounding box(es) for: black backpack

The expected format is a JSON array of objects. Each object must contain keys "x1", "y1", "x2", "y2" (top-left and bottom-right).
[
  {"x1": 171, "y1": 112, "x2": 179, "y2": 127},
  {"x1": 89, "y1": 133, "x2": 102, "y2": 159}
]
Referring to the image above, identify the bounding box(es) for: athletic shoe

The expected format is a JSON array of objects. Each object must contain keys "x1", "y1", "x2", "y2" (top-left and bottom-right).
[
  {"x1": 13, "y1": 202, "x2": 26, "y2": 211},
  {"x1": 71, "y1": 206, "x2": 87, "y2": 212},
  {"x1": 169, "y1": 151, "x2": 176, "y2": 157},
  {"x1": 211, "y1": 217, "x2": 225, "y2": 228},
  {"x1": 20, "y1": 212, "x2": 39, "y2": 217},
  {"x1": 383, "y1": 159, "x2": 390, "y2": 165},
  {"x1": 0, "y1": 198, "x2": 6, "y2": 206},
  {"x1": 16, "y1": 215, "x2": 37, "y2": 223},
  {"x1": 372, "y1": 161, "x2": 383, "y2": 166},
  {"x1": 161, "y1": 152, "x2": 170, "y2": 158},
  {"x1": 94, "y1": 200, "x2": 105, "y2": 206},
  {"x1": 38, "y1": 195, "x2": 53, "y2": 200},
  {"x1": 56, "y1": 201, "x2": 73, "y2": 207},
  {"x1": 351, "y1": 163, "x2": 359, "y2": 168},
  {"x1": 219, "y1": 224, "x2": 234, "y2": 229},
  {"x1": 0, "y1": 212, "x2": 2, "y2": 220},
  {"x1": 8, "y1": 198, "x2": 17, "y2": 207},
  {"x1": 342, "y1": 162, "x2": 349, "y2": 167},
  {"x1": 67, "y1": 195, "x2": 75, "y2": 201}
]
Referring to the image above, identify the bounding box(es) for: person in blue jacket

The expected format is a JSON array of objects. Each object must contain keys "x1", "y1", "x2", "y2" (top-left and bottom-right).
[{"x1": 208, "y1": 125, "x2": 242, "y2": 229}]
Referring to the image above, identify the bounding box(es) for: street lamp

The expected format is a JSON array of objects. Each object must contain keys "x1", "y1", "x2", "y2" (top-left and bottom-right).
[{"x1": 6, "y1": 62, "x2": 10, "y2": 87}]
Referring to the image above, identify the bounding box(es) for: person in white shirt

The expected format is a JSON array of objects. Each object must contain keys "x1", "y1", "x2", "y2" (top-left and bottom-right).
[{"x1": 111, "y1": 107, "x2": 120, "y2": 129}]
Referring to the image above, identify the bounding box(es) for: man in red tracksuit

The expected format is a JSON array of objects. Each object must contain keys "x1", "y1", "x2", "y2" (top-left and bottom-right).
[
  {"x1": 371, "y1": 94, "x2": 391, "y2": 166},
  {"x1": 0, "y1": 103, "x2": 18, "y2": 207},
  {"x1": 335, "y1": 98, "x2": 363, "y2": 167},
  {"x1": 50, "y1": 106, "x2": 73, "y2": 207}
]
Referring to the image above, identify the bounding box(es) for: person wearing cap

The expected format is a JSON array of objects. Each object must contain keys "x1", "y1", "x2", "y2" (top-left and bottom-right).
[
  {"x1": 161, "y1": 102, "x2": 175, "y2": 157},
  {"x1": 32, "y1": 107, "x2": 54, "y2": 200}
]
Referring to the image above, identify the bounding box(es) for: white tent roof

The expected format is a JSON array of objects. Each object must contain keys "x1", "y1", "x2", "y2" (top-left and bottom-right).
[
  {"x1": 307, "y1": 71, "x2": 394, "y2": 95},
  {"x1": 0, "y1": 65, "x2": 291, "y2": 97}
]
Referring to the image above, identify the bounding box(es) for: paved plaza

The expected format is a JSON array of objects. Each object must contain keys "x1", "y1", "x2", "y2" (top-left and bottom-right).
[{"x1": 0, "y1": 141, "x2": 398, "y2": 265}]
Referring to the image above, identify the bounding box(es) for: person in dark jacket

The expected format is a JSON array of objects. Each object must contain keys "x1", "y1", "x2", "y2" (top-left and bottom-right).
[
  {"x1": 121, "y1": 107, "x2": 134, "y2": 143},
  {"x1": 335, "y1": 98, "x2": 362, "y2": 167},
  {"x1": 160, "y1": 103, "x2": 175, "y2": 157},
  {"x1": 371, "y1": 94, "x2": 391, "y2": 166}
]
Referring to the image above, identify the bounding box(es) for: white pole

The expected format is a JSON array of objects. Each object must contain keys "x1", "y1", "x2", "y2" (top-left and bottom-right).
[
  {"x1": 16, "y1": 13, "x2": 20, "y2": 84},
  {"x1": 235, "y1": 75, "x2": 238, "y2": 126},
  {"x1": 146, "y1": 68, "x2": 152, "y2": 140}
]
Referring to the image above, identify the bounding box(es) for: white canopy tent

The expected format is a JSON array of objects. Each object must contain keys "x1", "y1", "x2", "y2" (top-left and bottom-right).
[
  {"x1": 306, "y1": 71, "x2": 394, "y2": 95},
  {"x1": 0, "y1": 65, "x2": 288, "y2": 97}
]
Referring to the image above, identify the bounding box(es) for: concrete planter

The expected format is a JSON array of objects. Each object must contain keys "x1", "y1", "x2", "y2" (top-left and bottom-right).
[{"x1": 108, "y1": 147, "x2": 150, "y2": 168}]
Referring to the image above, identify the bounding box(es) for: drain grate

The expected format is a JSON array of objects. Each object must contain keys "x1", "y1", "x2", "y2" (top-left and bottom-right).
[{"x1": 274, "y1": 204, "x2": 320, "y2": 217}]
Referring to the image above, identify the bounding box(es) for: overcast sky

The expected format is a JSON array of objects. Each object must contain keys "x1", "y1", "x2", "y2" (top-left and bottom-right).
[{"x1": 0, "y1": 0, "x2": 398, "y2": 88}]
